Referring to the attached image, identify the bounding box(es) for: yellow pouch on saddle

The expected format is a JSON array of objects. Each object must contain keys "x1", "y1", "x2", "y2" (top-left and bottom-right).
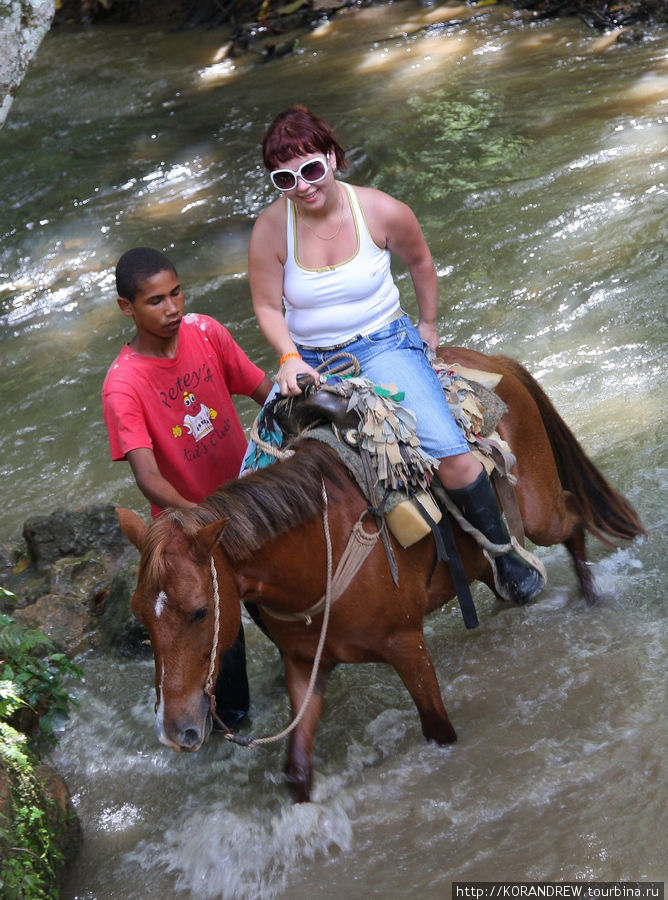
[{"x1": 385, "y1": 491, "x2": 442, "y2": 548}]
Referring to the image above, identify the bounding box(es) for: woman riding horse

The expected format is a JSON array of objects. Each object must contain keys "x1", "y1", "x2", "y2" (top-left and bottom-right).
[{"x1": 247, "y1": 104, "x2": 542, "y2": 605}]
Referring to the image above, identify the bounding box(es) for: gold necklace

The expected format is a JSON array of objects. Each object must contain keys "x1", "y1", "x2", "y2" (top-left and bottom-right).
[{"x1": 297, "y1": 185, "x2": 345, "y2": 241}]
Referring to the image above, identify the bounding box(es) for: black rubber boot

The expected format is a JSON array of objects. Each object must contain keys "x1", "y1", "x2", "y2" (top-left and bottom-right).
[
  {"x1": 213, "y1": 624, "x2": 250, "y2": 729},
  {"x1": 447, "y1": 469, "x2": 543, "y2": 605}
]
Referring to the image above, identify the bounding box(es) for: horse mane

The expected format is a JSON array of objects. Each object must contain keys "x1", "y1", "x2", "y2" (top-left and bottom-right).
[{"x1": 139, "y1": 441, "x2": 349, "y2": 586}]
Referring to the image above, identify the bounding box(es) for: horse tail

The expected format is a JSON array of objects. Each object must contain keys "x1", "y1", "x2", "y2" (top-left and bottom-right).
[{"x1": 498, "y1": 356, "x2": 645, "y2": 545}]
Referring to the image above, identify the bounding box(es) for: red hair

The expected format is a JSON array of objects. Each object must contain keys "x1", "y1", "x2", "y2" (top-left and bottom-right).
[{"x1": 261, "y1": 105, "x2": 347, "y2": 171}]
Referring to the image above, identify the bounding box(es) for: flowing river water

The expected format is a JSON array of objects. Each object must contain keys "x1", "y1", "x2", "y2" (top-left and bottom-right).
[{"x1": 1, "y1": 2, "x2": 666, "y2": 897}]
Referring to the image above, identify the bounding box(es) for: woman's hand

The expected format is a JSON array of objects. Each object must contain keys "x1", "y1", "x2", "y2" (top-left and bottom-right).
[
  {"x1": 417, "y1": 319, "x2": 440, "y2": 352},
  {"x1": 277, "y1": 355, "x2": 320, "y2": 396}
]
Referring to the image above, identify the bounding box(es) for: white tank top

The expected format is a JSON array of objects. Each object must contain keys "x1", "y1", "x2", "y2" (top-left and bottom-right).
[{"x1": 283, "y1": 182, "x2": 400, "y2": 347}]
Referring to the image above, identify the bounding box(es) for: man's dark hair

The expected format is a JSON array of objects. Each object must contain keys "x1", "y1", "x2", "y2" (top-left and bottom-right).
[{"x1": 115, "y1": 247, "x2": 177, "y2": 301}]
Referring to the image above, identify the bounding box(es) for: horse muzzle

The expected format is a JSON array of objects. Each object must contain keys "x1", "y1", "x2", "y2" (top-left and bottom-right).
[{"x1": 155, "y1": 692, "x2": 212, "y2": 752}]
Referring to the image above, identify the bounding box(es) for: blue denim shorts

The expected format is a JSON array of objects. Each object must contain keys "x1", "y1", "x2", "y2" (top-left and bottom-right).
[{"x1": 297, "y1": 315, "x2": 470, "y2": 459}]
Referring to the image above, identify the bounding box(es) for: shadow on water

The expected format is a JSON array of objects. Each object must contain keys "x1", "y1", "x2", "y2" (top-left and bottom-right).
[{"x1": 1, "y1": 1, "x2": 666, "y2": 896}]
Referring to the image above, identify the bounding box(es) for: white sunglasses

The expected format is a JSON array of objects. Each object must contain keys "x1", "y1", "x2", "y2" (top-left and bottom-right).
[{"x1": 269, "y1": 156, "x2": 330, "y2": 192}]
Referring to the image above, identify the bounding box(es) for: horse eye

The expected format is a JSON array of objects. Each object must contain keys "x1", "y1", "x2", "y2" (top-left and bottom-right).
[{"x1": 192, "y1": 607, "x2": 208, "y2": 623}]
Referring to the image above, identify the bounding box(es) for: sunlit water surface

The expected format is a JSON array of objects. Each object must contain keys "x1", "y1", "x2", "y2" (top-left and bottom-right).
[{"x1": 0, "y1": 2, "x2": 666, "y2": 897}]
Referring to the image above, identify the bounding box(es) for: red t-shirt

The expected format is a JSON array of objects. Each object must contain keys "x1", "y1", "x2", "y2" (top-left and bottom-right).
[{"x1": 102, "y1": 313, "x2": 265, "y2": 518}]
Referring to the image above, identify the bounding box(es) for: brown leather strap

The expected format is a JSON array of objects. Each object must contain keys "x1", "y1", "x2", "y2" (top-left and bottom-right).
[{"x1": 492, "y1": 470, "x2": 525, "y2": 546}]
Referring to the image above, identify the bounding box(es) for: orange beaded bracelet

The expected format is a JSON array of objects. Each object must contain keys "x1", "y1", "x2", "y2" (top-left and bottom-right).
[{"x1": 279, "y1": 352, "x2": 301, "y2": 366}]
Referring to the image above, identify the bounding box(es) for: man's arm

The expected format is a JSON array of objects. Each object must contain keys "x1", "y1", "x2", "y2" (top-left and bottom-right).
[
  {"x1": 126, "y1": 448, "x2": 197, "y2": 511},
  {"x1": 251, "y1": 375, "x2": 274, "y2": 405}
]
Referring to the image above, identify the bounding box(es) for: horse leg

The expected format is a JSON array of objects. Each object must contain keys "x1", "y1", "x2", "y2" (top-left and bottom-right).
[
  {"x1": 564, "y1": 518, "x2": 599, "y2": 604},
  {"x1": 282, "y1": 654, "x2": 331, "y2": 803},
  {"x1": 384, "y1": 631, "x2": 457, "y2": 745}
]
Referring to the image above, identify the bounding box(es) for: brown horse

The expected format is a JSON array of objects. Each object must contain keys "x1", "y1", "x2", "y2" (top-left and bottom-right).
[{"x1": 117, "y1": 348, "x2": 643, "y2": 802}]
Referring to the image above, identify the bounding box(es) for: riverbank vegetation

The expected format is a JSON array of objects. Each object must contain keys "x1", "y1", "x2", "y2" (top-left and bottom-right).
[{"x1": 0, "y1": 598, "x2": 82, "y2": 899}]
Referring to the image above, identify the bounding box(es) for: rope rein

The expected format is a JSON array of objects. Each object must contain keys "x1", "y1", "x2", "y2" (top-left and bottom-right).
[
  {"x1": 314, "y1": 351, "x2": 360, "y2": 378},
  {"x1": 204, "y1": 556, "x2": 221, "y2": 699},
  {"x1": 249, "y1": 419, "x2": 295, "y2": 461},
  {"x1": 249, "y1": 352, "x2": 360, "y2": 460}
]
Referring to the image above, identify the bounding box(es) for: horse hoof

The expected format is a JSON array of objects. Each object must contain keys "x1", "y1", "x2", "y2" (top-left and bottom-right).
[
  {"x1": 433, "y1": 724, "x2": 457, "y2": 745},
  {"x1": 285, "y1": 766, "x2": 312, "y2": 803}
]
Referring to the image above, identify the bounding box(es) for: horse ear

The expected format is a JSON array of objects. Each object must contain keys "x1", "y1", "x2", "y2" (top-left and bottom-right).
[
  {"x1": 116, "y1": 507, "x2": 148, "y2": 550},
  {"x1": 197, "y1": 518, "x2": 229, "y2": 555}
]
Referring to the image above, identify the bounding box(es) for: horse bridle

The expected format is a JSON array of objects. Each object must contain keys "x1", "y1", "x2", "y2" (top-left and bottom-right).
[{"x1": 204, "y1": 555, "x2": 221, "y2": 704}]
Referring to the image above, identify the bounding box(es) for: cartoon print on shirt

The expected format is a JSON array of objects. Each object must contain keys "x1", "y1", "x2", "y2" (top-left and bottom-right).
[{"x1": 172, "y1": 390, "x2": 218, "y2": 442}]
